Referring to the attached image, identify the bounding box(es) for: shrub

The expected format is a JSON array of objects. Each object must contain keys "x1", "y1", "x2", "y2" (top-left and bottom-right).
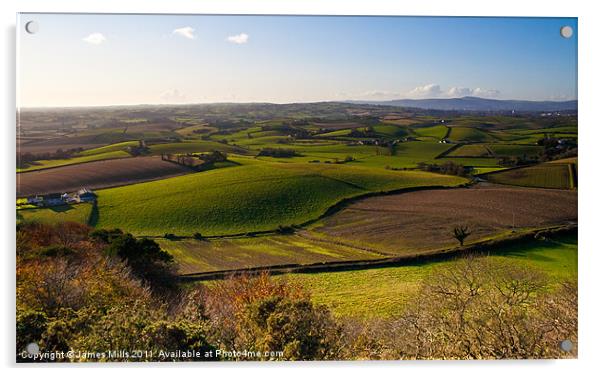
[
  {"x1": 257, "y1": 148, "x2": 298, "y2": 158},
  {"x1": 89, "y1": 228, "x2": 124, "y2": 243},
  {"x1": 105, "y1": 234, "x2": 176, "y2": 292},
  {"x1": 343, "y1": 256, "x2": 577, "y2": 360},
  {"x1": 201, "y1": 273, "x2": 339, "y2": 360}
]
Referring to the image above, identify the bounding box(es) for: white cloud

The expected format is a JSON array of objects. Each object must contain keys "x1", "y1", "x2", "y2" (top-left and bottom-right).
[
  {"x1": 406, "y1": 84, "x2": 501, "y2": 99},
  {"x1": 82, "y1": 33, "x2": 106, "y2": 45},
  {"x1": 471, "y1": 87, "x2": 501, "y2": 98},
  {"x1": 173, "y1": 26, "x2": 196, "y2": 40},
  {"x1": 340, "y1": 85, "x2": 502, "y2": 101},
  {"x1": 160, "y1": 89, "x2": 187, "y2": 104},
  {"x1": 226, "y1": 33, "x2": 249, "y2": 44},
  {"x1": 446, "y1": 87, "x2": 473, "y2": 97},
  {"x1": 409, "y1": 84, "x2": 443, "y2": 98}
]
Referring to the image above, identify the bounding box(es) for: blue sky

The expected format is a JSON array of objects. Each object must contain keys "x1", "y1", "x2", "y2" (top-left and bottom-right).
[{"x1": 18, "y1": 14, "x2": 577, "y2": 107}]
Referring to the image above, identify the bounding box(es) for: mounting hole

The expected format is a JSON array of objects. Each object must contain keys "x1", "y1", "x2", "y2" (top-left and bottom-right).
[
  {"x1": 25, "y1": 21, "x2": 39, "y2": 34},
  {"x1": 26, "y1": 342, "x2": 40, "y2": 355},
  {"x1": 560, "y1": 26, "x2": 573, "y2": 39},
  {"x1": 560, "y1": 339, "x2": 573, "y2": 352}
]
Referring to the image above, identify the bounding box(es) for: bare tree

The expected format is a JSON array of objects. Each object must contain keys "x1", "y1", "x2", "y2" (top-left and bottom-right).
[{"x1": 453, "y1": 225, "x2": 471, "y2": 246}]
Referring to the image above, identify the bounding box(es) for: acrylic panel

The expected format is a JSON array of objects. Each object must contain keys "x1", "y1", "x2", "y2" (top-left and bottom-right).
[{"x1": 16, "y1": 13, "x2": 578, "y2": 362}]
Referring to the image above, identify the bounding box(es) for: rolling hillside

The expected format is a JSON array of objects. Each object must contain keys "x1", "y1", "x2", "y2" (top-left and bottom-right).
[{"x1": 94, "y1": 162, "x2": 467, "y2": 236}]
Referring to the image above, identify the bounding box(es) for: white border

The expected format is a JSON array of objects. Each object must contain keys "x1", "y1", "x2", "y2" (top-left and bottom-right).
[{"x1": 2, "y1": 1, "x2": 600, "y2": 375}]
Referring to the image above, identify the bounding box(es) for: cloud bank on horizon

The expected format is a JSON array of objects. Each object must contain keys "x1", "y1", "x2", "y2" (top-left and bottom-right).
[{"x1": 338, "y1": 84, "x2": 502, "y2": 102}]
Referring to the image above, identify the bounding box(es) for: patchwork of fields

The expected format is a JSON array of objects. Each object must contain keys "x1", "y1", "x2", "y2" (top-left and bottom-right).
[
  {"x1": 17, "y1": 104, "x2": 578, "y2": 322},
  {"x1": 93, "y1": 163, "x2": 466, "y2": 236},
  {"x1": 158, "y1": 183, "x2": 576, "y2": 276}
]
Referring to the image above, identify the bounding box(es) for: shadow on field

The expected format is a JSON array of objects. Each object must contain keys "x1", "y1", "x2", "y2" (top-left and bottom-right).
[
  {"x1": 88, "y1": 202, "x2": 99, "y2": 227},
  {"x1": 48, "y1": 205, "x2": 75, "y2": 213}
]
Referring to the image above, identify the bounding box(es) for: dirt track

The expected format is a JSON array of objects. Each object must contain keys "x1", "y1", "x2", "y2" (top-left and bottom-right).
[{"x1": 17, "y1": 156, "x2": 193, "y2": 196}]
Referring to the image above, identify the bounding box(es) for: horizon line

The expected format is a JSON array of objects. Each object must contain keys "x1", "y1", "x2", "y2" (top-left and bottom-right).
[{"x1": 17, "y1": 96, "x2": 578, "y2": 110}]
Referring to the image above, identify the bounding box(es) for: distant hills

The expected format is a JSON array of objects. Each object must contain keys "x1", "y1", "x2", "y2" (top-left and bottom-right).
[{"x1": 347, "y1": 96, "x2": 577, "y2": 112}]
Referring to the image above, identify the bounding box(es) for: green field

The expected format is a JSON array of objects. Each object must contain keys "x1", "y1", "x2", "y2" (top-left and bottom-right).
[
  {"x1": 77, "y1": 141, "x2": 139, "y2": 156},
  {"x1": 282, "y1": 234, "x2": 577, "y2": 318},
  {"x1": 372, "y1": 124, "x2": 408, "y2": 137},
  {"x1": 448, "y1": 127, "x2": 498, "y2": 142},
  {"x1": 93, "y1": 162, "x2": 466, "y2": 236},
  {"x1": 446, "y1": 144, "x2": 492, "y2": 157},
  {"x1": 485, "y1": 163, "x2": 574, "y2": 189},
  {"x1": 411, "y1": 124, "x2": 449, "y2": 140},
  {"x1": 317, "y1": 129, "x2": 353, "y2": 137},
  {"x1": 17, "y1": 203, "x2": 94, "y2": 225},
  {"x1": 158, "y1": 235, "x2": 383, "y2": 274},
  {"x1": 148, "y1": 141, "x2": 247, "y2": 155},
  {"x1": 488, "y1": 144, "x2": 543, "y2": 158}
]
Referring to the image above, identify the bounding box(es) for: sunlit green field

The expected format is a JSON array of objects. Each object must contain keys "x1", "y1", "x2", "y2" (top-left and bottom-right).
[
  {"x1": 485, "y1": 163, "x2": 574, "y2": 189},
  {"x1": 448, "y1": 127, "x2": 498, "y2": 142},
  {"x1": 158, "y1": 234, "x2": 382, "y2": 274},
  {"x1": 282, "y1": 234, "x2": 577, "y2": 318},
  {"x1": 17, "y1": 203, "x2": 94, "y2": 225},
  {"x1": 93, "y1": 162, "x2": 466, "y2": 236},
  {"x1": 148, "y1": 141, "x2": 247, "y2": 155}
]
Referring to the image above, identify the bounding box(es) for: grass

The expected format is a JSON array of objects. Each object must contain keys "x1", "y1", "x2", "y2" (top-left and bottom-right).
[
  {"x1": 356, "y1": 141, "x2": 454, "y2": 168},
  {"x1": 485, "y1": 163, "x2": 573, "y2": 189},
  {"x1": 317, "y1": 129, "x2": 353, "y2": 137},
  {"x1": 411, "y1": 124, "x2": 448, "y2": 140},
  {"x1": 158, "y1": 235, "x2": 383, "y2": 274},
  {"x1": 472, "y1": 167, "x2": 508, "y2": 174},
  {"x1": 437, "y1": 157, "x2": 502, "y2": 167},
  {"x1": 488, "y1": 144, "x2": 543, "y2": 158},
  {"x1": 447, "y1": 144, "x2": 492, "y2": 157},
  {"x1": 148, "y1": 141, "x2": 247, "y2": 155},
  {"x1": 282, "y1": 234, "x2": 577, "y2": 318},
  {"x1": 17, "y1": 150, "x2": 131, "y2": 172},
  {"x1": 17, "y1": 203, "x2": 94, "y2": 225},
  {"x1": 77, "y1": 141, "x2": 139, "y2": 156},
  {"x1": 239, "y1": 141, "x2": 453, "y2": 169},
  {"x1": 93, "y1": 162, "x2": 466, "y2": 236},
  {"x1": 448, "y1": 127, "x2": 497, "y2": 143},
  {"x1": 372, "y1": 124, "x2": 408, "y2": 137}
]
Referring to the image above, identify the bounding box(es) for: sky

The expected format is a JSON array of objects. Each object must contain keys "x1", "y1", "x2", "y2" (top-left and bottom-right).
[{"x1": 17, "y1": 14, "x2": 577, "y2": 107}]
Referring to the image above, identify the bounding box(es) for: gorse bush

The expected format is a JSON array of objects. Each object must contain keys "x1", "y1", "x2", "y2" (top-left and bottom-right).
[{"x1": 200, "y1": 273, "x2": 340, "y2": 360}]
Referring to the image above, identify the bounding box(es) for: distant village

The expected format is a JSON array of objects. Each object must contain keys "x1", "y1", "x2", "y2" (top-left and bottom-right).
[{"x1": 24, "y1": 188, "x2": 97, "y2": 208}]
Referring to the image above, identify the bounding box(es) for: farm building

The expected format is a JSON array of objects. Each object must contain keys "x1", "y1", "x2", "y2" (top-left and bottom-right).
[
  {"x1": 26, "y1": 195, "x2": 44, "y2": 206},
  {"x1": 45, "y1": 194, "x2": 65, "y2": 206},
  {"x1": 25, "y1": 188, "x2": 97, "y2": 207},
  {"x1": 76, "y1": 188, "x2": 97, "y2": 202}
]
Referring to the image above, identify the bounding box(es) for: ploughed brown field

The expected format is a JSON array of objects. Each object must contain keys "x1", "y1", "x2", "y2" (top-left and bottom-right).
[
  {"x1": 17, "y1": 156, "x2": 193, "y2": 197},
  {"x1": 309, "y1": 184, "x2": 577, "y2": 255},
  {"x1": 17, "y1": 139, "x2": 106, "y2": 154}
]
